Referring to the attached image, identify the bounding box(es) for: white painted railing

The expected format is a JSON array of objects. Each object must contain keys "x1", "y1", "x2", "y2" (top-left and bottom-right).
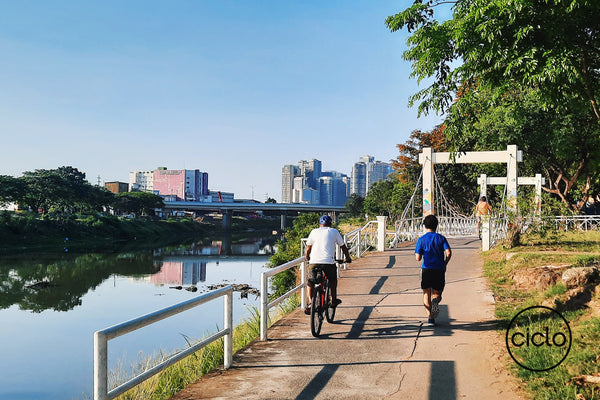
[
  {"x1": 94, "y1": 286, "x2": 233, "y2": 400},
  {"x1": 344, "y1": 220, "x2": 378, "y2": 258},
  {"x1": 390, "y1": 214, "x2": 600, "y2": 250},
  {"x1": 552, "y1": 215, "x2": 600, "y2": 231},
  {"x1": 390, "y1": 216, "x2": 478, "y2": 247},
  {"x1": 260, "y1": 257, "x2": 306, "y2": 341}
]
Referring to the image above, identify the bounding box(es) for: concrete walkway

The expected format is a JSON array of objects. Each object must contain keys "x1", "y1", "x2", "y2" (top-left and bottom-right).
[{"x1": 170, "y1": 238, "x2": 525, "y2": 400}]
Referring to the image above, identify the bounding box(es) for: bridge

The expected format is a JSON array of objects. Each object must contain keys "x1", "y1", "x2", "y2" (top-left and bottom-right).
[{"x1": 161, "y1": 201, "x2": 347, "y2": 230}]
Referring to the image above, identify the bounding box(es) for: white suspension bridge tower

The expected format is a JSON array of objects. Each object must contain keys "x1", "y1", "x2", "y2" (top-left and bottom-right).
[{"x1": 391, "y1": 145, "x2": 544, "y2": 251}]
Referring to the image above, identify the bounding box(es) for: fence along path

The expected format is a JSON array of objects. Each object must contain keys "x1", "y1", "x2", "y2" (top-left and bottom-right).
[{"x1": 169, "y1": 237, "x2": 523, "y2": 400}]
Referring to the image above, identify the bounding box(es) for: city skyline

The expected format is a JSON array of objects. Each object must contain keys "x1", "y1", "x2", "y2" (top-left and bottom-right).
[
  {"x1": 282, "y1": 155, "x2": 392, "y2": 205},
  {"x1": 0, "y1": 1, "x2": 443, "y2": 202}
]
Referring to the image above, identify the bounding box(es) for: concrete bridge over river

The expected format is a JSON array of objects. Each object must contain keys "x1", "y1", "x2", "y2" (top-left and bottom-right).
[
  {"x1": 169, "y1": 237, "x2": 524, "y2": 400},
  {"x1": 162, "y1": 201, "x2": 346, "y2": 230}
]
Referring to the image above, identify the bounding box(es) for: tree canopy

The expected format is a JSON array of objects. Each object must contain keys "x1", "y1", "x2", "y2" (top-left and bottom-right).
[
  {"x1": 363, "y1": 180, "x2": 413, "y2": 221},
  {"x1": 2, "y1": 166, "x2": 163, "y2": 216},
  {"x1": 387, "y1": 0, "x2": 600, "y2": 211},
  {"x1": 112, "y1": 192, "x2": 164, "y2": 216}
]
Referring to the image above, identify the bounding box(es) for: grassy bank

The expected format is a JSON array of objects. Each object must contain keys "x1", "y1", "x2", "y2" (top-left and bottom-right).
[
  {"x1": 0, "y1": 211, "x2": 280, "y2": 254},
  {"x1": 107, "y1": 297, "x2": 299, "y2": 400},
  {"x1": 482, "y1": 230, "x2": 600, "y2": 400}
]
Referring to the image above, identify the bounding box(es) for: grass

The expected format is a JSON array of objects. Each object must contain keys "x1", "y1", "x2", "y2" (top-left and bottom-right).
[
  {"x1": 106, "y1": 296, "x2": 299, "y2": 400},
  {"x1": 483, "y1": 230, "x2": 600, "y2": 400}
]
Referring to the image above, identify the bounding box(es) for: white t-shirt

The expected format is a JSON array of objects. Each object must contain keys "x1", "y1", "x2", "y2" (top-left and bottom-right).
[{"x1": 306, "y1": 227, "x2": 345, "y2": 264}]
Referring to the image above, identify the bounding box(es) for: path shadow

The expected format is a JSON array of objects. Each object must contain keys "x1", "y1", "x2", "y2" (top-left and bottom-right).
[
  {"x1": 294, "y1": 364, "x2": 340, "y2": 400},
  {"x1": 285, "y1": 360, "x2": 456, "y2": 400},
  {"x1": 429, "y1": 360, "x2": 456, "y2": 400}
]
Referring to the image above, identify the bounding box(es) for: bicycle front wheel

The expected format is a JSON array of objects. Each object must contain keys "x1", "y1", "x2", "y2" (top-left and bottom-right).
[
  {"x1": 325, "y1": 283, "x2": 336, "y2": 323},
  {"x1": 310, "y1": 287, "x2": 323, "y2": 337}
]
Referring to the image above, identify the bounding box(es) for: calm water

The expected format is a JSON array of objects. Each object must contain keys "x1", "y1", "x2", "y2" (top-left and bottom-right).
[{"x1": 0, "y1": 236, "x2": 276, "y2": 400}]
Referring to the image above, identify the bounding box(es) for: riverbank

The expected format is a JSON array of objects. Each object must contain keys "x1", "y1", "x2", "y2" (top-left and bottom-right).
[
  {"x1": 482, "y1": 230, "x2": 600, "y2": 400},
  {"x1": 0, "y1": 211, "x2": 280, "y2": 254}
]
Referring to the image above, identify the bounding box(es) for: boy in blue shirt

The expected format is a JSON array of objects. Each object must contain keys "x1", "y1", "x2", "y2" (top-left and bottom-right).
[{"x1": 415, "y1": 214, "x2": 452, "y2": 327}]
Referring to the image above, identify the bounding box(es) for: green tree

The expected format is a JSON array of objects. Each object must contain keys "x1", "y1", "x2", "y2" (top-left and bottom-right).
[
  {"x1": 386, "y1": 0, "x2": 600, "y2": 211},
  {"x1": 268, "y1": 213, "x2": 319, "y2": 297},
  {"x1": 113, "y1": 192, "x2": 164, "y2": 216},
  {"x1": 344, "y1": 194, "x2": 364, "y2": 218},
  {"x1": 445, "y1": 86, "x2": 600, "y2": 211},
  {"x1": 18, "y1": 166, "x2": 112, "y2": 214},
  {"x1": 363, "y1": 180, "x2": 413, "y2": 221},
  {"x1": 20, "y1": 169, "x2": 71, "y2": 213},
  {"x1": 0, "y1": 175, "x2": 25, "y2": 207}
]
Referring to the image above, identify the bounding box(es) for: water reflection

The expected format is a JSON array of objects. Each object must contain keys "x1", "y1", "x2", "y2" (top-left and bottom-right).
[
  {"x1": 0, "y1": 253, "x2": 159, "y2": 313},
  {"x1": 0, "y1": 236, "x2": 276, "y2": 313},
  {"x1": 154, "y1": 236, "x2": 277, "y2": 257},
  {"x1": 151, "y1": 261, "x2": 207, "y2": 285}
]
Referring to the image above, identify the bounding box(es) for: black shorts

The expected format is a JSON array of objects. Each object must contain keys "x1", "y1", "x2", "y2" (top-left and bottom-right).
[
  {"x1": 420, "y1": 268, "x2": 445, "y2": 291},
  {"x1": 310, "y1": 264, "x2": 337, "y2": 285}
]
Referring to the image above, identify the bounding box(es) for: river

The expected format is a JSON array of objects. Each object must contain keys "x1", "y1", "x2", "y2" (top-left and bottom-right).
[{"x1": 0, "y1": 235, "x2": 278, "y2": 400}]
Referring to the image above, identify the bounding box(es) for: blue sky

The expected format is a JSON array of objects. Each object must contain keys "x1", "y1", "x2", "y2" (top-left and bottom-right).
[{"x1": 0, "y1": 1, "x2": 442, "y2": 201}]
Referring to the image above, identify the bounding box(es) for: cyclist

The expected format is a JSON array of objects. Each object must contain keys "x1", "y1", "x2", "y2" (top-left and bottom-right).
[{"x1": 304, "y1": 215, "x2": 352, "y2": 315}]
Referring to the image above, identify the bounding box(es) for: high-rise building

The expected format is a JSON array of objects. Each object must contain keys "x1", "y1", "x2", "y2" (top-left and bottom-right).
[
  {"x1": 320, "y1": 171, "x2": 349, "y2": 206},
  {"x1": 371, "y1": 161, "x2": 394, "y2": 187},
  {"x1": 350, "y1": 155, "x2": 394, "y2": 197},
  {"x1": 281, "y1": 165, "x2": 300, "y2": 203},
  {"x1": 282, "y1": 159, "x2": 348, "y2": 205},
  {"x1": 129, "y1": 170, "x2": 154, "y2": 192},
  {"x1": 130, "y1": 168, "x2": 209, "y2": 201},
  {"x1": 351, "y1": 162, "x2": 367, "y2": 197},
  {"x1": 298, "y1": 159, "x2": 322, "y2": 189},
  {"x1": 153, "y1": 169, "x2": 209, "y2": 201}
]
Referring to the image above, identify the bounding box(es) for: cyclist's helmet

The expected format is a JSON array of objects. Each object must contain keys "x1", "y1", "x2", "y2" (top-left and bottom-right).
[{"x1": 319, "y1": 215, "x2": 332, "y2": 226}]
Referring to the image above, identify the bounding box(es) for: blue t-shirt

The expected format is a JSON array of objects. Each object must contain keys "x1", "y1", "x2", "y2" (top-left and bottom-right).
[{"x1": 415, "y1": 232, "x2": 450, "y2": 270}]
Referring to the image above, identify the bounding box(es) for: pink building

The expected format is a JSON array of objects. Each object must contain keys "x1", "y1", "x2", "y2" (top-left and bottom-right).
[
  {"x1": 151, "y1": 261, "x2": 207, "y2": 285},
  {"x1": 153, "y1": 168, "x2": 209, "y2": 201}
]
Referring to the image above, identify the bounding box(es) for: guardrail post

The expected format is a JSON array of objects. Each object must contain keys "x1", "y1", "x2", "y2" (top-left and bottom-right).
[
  {"x1": 376, "y1": 216, "x2": 386, "y2": 251},
  {"x1": 482, "y1": 218, "x2": 491, "y2": 251},
  {"x1": 300, "y1": 262, "x2": 306, "y2": 310},
  {"x1": 260, "y1": 272, "x2": 268, "y2": 341},
  {"x1": 94, "y1": 331, "x2": 108, "y2": 400},
  {"x1": 356, "y1": 230, "x2": 361, "y2": 258},
  {"x1": 224, "y1": 289, "x2": 233, "y2": 369}
]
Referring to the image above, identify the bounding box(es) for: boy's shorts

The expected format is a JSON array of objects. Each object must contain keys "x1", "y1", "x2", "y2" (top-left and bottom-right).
[{"x1": 420, "y1": 268, "x2": 445, "y2": 291}]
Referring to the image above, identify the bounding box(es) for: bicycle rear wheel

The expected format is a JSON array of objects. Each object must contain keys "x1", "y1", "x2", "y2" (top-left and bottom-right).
[
  {"x1": 310, "y1": 287, "x2": 323, "y2": 337},
  {"x1": 324, "y1": 283, "x2": 336, "y2": 323}
]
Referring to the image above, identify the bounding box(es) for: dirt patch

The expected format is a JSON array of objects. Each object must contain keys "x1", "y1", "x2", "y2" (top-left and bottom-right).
[{"x1": 511, "y1": 265, "x2": 569, "y2": 291}]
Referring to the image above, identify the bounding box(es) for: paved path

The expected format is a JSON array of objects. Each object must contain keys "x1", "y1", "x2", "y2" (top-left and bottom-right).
[{"x1": 171, "y1": 238, "x2": 525, "y2": 400}]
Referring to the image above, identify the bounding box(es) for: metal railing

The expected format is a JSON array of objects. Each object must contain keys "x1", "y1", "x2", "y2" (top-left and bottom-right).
[
  {"x1": 260, "y1": 257, "x2": 306, "y2": 341},
  {"x1": 344, "y1": 220, "x2": 378, "y2": 258},
  {"x1": 390, "y1": 214, "x2": 600, "y2": 250},
  {"x1": 94, "y1": 286, "x2": 233, "y2": 400},
  {"x1": 552, "y1": 215, "x2": 600, "y2": 231},
  {"x1": 390, "y1": 216, "x2": 478, "y2": 247}
]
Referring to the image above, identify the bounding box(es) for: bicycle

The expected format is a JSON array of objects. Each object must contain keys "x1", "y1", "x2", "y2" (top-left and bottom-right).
[{"x1": 308, "y1": 259, "x2": 347, "y2": 338}]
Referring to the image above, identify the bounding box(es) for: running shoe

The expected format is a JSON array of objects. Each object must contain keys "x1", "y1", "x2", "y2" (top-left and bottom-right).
[
  {"x1": 427, "y1": 318, "x2": 436, "y2": 327},
  {"x1": 304, "y1": 305, "x2": 311, "y2": 315}
]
